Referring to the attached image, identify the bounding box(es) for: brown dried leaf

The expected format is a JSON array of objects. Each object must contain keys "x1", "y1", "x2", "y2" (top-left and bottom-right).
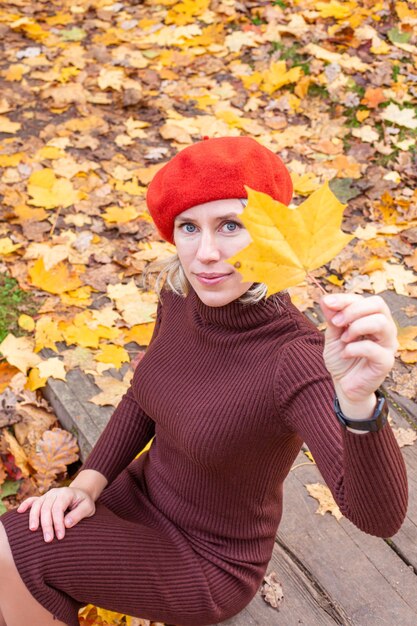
[
  {"x1": 30, "y1": 428, "x2": 79, "y2": 494},
  {"x1": 14, "y1": 404, "x2": 56, "y2": 447},
  {"x1": 261, "y1": 571, "x2": 284, "y2": 610},
  {"x1": 392, "y1": 427, "x2": 417, "y2": 448},
  {"x1": 305, "y1": 482, "x2": 343, "y2": 521}
]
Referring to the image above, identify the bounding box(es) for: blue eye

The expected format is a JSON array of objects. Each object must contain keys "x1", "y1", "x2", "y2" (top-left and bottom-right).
[
  {"x1": 222, "y1": 221, "x2": 240, "y2": 233},
  {"x1": 182, "y1": 223, "x2": 196, "y2": 233}
]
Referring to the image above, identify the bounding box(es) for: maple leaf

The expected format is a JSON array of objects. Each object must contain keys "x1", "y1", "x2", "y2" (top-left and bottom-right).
[{"x1": 227, "y1": 184, "x2": 353, "y2": 296}]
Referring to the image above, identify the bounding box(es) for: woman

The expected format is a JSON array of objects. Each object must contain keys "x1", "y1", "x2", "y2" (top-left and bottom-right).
[{"x1": 0, "y1": 136, "x2": 407, "y2": 626}]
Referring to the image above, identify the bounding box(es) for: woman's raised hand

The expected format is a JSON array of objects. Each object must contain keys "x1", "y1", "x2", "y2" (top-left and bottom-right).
[
  {"x1": 319, "y1": 293, "x2": 398, "y2": 404},
  {"x1": 17, "y1": 486, "x2": 96, "y2": 542}
]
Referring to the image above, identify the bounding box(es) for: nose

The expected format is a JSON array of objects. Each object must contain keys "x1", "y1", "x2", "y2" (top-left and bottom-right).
[{"x1": 196, "y1": 230, "x2": 221, "y2": 263}]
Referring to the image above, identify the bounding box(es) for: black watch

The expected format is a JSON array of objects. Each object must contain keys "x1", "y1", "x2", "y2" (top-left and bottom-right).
[{"x1": 334, "y1": 389, "x2": 389, "y2": 432}]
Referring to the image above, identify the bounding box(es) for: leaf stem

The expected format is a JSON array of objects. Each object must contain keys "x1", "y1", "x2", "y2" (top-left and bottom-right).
[{"x1": 306, "y1": 272, "x2": 327, "y2": 295}]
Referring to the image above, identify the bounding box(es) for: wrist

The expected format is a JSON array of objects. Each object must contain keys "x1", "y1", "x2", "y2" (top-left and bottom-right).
[
  {"x1": 69, "y1": 469, "x2": 108, "y2": 502},
  {"x1": 335, "y1": 392, "x2": 377, "y2": 422}
]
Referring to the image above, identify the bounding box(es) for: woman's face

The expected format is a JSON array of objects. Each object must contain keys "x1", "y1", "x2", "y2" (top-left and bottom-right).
[{"x1": 174, "y1": 198, "x2": 253, "y2": 307}]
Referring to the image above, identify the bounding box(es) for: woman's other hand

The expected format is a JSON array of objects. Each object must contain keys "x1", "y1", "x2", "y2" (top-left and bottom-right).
[
  {"x1": 16, "y1": 486, "x2": 96, "y2": 542},
  {"x1": 319, "y1": 293, "x2": 398, "y2": 404}
]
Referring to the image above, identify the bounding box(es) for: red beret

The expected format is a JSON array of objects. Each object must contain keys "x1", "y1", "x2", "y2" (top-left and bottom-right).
[{"x1": 146, "y1": 136, "x2": 293, "y2": 243}]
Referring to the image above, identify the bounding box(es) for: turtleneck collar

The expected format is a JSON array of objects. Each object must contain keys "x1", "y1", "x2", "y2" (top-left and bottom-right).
[{"x1": 188, "y1": 286, "x2": 290, "y2": 331}]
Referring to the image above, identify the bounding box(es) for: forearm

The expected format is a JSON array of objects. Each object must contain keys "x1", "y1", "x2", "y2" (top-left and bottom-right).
[{"x1": 69, "y1": 469, "x2": 108, "y2": 502}]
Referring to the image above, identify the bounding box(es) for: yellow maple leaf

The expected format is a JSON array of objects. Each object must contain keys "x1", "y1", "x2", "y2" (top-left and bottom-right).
[
  {"x1": 27, "y1": 168, "x2": 81, "y2": 209},
  {"x1": 396, "y1": 324, "x2": 417, "y2": 351},
  {"x1": 35, "y1": 316, "x2": 64, "y2": 352},
  {"x1": 98, "y1": 67, "x2": 125, "y2": 91},
  {"x1": 316, "y1": 0, "x2": 356, "y2": 19},
  {"x1": 0, "y1": 152, "x2": 25, "y2": 167},
  {"x1": 166, "y1": 0, "x2": 211, "y2": 26},
  {"x1": 227, "y1": 184, "x2": 353, "y2": 296},
  {"x1": 26, "y1": 367, "x2": 48, "y2": 391},
  {"x1": 95, "y1": 344, "x2": 130, "y2": 368},
  {"x1": 4, "y1": 64, "x2": 29, "y2": 81},
  {"x1": 102, "y1": 205, "x2": 140, "y2": 224},
  {"x1": 290, "y1": 172, "x2": 321, "y2": 196},
  {"x1": 36, "y1": 357, "x2": 67, "y2": 381},
  {"x1": 0, "y1": 334, "x2": 42, "y2": 374},
  {"x1": 0, "y1": 237, "x2": 22, "y2": 255},
  {"x1": 60, "y1": 286, "x2": 93, "y2": 307},
  {"x1": 28, "y1": 258, "x2": 83, "y2": 294},
  {"x1": 122, "y1": 322, "x2": 155, "y2": 346}
]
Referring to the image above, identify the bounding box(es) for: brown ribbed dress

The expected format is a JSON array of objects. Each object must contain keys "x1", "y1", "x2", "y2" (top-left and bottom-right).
[{"x1": 1, "y1": 287, "x2": 408, "y2": 626}]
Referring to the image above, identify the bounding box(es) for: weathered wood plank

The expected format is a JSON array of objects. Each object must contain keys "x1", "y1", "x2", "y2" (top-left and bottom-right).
[
  {"x1": 43, "y1": 369, "x2": 113, "y2": 461},
  {"x1": 386, "y1": 406, "x2": 417, "y2": 571},
  {"x1": 216, "y1": 540, "x2": 342, "y2": 626},
  {"x1": 278, "y1": 449, "x2": 417, "y2": 625}
]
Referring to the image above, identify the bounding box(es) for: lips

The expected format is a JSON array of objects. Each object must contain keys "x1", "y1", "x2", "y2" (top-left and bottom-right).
[
  {"x1": 197, "y1": 273, "x2": 231, "y2": 278},
  {"x1": 194, "y1": 272, "x2": 233, "y2": 286}
]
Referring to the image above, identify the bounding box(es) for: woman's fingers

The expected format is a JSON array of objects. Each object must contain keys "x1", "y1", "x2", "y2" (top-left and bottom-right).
[
  {"x1": 16, "y1": 497, "x2": 38, "y2": 513},
  {"x1": 51, "y1": 490, "x2": 74, "y2": 540},
  {"x1": 18, "y1": 488, "x2": 95, "y2": 541},
  {"x1": 28, "y1": 497, "x2": 43, "y2": 531},
  {"x1": 339, "y1": 313, "x2": 397, "y2": 348},
  {"x1": 64, "y1": 496, "x2": 95, "y2": 529},
  {"x1": 39, "y1": 492, "x2": 58, "y2": 542}
]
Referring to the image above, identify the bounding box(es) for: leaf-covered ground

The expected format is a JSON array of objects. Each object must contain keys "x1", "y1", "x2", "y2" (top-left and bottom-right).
[{"x1": 1, "y1": 1, "x2": 417, "y2": 624}]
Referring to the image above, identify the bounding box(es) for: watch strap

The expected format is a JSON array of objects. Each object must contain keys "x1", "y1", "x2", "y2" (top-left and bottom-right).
[{"x1": 334, "y1": 389, "x2": 389, "y2": 433}]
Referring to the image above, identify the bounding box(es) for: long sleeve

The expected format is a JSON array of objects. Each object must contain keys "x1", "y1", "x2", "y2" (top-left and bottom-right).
[
  {"x1": 81, "y1": 297, "x2": 164, "y2": 484},
  {"x1": 274, "y1": 334, "x2": 408, "y2": 538}
]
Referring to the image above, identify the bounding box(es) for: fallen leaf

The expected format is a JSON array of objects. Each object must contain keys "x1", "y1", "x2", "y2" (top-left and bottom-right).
[
  {"x1": 30, "y1": 428, "x2": 79, "y2": 493},
  {"x1": 392, "y1": 427, "x2": 417, "y2": 448},
  {"x1": 260, "y1": 571, "x2": 284, "y2": 610},
  {"x1": 305, "y1": 482, "x2": 343, "y2": 520}
]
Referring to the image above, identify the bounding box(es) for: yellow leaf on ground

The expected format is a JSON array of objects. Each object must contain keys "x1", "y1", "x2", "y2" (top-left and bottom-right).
[
  {"x1": 0, "y1": 153, "x2": 25, "y2": 167},
  {"x1": 35, "y1": 316, "x2": 63, "y2": 352},
  {"x1": 305, "y1": 482, "x2": 342, "y2": 521},
  {"x1": 227, "y1": 184, "x2": 353, "y2": 296},
  {"x1": 397, "y1": 324, "x2": 417, "y2": 351},
  {"x1": 26, "y1": 367, "x2": 48, "y2": 391},
  {"x1": 123, "y1": 322, "x2": 156, "y2": 346},
  {"x1": 28, "y1": 258, "x2": 83, "y2": 294},
  {"x1": 290, "y1": 172, "x2": 321, "y2": 196},
  {"x1": 95, "y1": 345, "x2": 130, "y2": 368},
  {"x1": 0, "y1": 334, "x2": 42, "y2": 374},
  {"x1": 36, "y1": 357, "x2": 67, "y2": 381},
  {"x1": 102, "y1": 205, "x2": 140, "y2": 224},
  {"x1": 27, "y1": 168, "x2": 81, "y2": 209},
  {"x1": 3, "y1": 431, "x2": 31, "y2": 478},
  {"x1": 89, "y1": 376, "x2": 130, "y2": 407},
  {"x1": 0, "y1": 115, "x2": 21, "y2": 134},
  {"x1": 0, "y1": 237, "x2": 22, "y2": 254},
  {"x1": 392, "y1": 427, "x2": 417, "y2": 448},
  {"x1": 18, "y1": 314, "x2": 35, "y2": 332}
]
